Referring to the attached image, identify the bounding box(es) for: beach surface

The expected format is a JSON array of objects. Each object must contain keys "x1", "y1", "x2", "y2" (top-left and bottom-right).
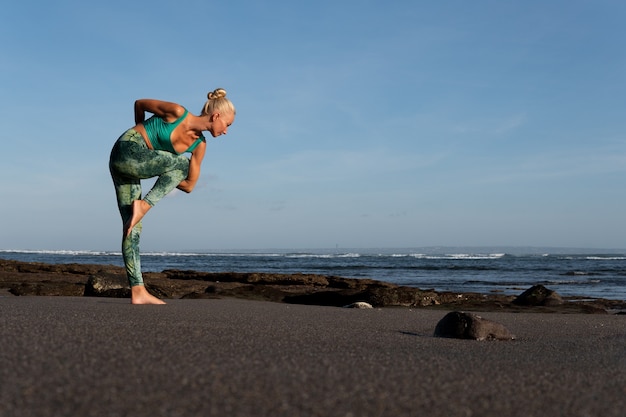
[{"x1": 1, "y1": 296, "x2": 625, "y2": 417}]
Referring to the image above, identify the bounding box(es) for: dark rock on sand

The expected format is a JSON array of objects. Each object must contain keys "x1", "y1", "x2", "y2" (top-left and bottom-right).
[
  {"x1": 434, "y1": 311, "x2": 516, "y2": 341},
  {"x1": 513, "y1": 285, "x2": 563, "y2": 306},
  {"x1": 84, "y1": 274, "x2": 131, "y2": 298},
  {"x1": 164, "y1": 269, "x2": 332, "y2": 286},
  {"x1": 165, "y1": 269, "x2": 448, "y2": 308},
  {"x1": 283, "y1": 285, "x2": 444, "y2": 308},
  {"x1": 9, "y1": 281, "x2": 85, "y2": 297}
]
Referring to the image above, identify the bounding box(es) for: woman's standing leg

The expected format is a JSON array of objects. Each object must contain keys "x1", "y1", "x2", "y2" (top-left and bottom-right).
[
  {"x1": 109, "y1": 130, "x2": 188, "y2": 304},
  {"x1": 111, "y1": 175, "x2": 147, "y2": 283},
  {"x1": 110, "y1": 166, "x2": 165, "y2": 304}
]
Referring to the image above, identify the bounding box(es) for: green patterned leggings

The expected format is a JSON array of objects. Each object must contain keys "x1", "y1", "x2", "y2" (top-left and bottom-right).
[{"x1": 109, "y1": 129, "x2": 189, "y2": 286}]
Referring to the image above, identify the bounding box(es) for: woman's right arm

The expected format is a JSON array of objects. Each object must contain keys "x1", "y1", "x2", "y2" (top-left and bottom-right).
[
  {"x1": 176, "y1": 141, "x2": 206, "y2": 193},
  {"x1": 134, "y1": 99, "x2": 184, "y2": 124}
]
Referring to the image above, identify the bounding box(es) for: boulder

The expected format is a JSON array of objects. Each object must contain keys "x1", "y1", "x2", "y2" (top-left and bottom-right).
[
  {"x1": 513, "y1": 285, "x2": 563, "y2": 306},
  {"x1": 434, "y1": 311, "x2": 515, "y2": 341},
  {"x1": 84, "y1": 274, "x2": 130, "y2": 298}
]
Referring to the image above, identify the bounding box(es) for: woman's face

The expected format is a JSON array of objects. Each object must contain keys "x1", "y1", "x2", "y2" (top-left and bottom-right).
[{"x1": 209, "y1": 112, "x2": 235, "y2": 137}]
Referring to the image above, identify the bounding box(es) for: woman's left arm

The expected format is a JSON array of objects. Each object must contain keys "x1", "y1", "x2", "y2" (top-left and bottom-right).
[
  {"x1": 135, "y1": 99, "x2": 183, "y2": 125},
  {"x1": 177, "y1": 141, "x2": 207, "y2": 193}
]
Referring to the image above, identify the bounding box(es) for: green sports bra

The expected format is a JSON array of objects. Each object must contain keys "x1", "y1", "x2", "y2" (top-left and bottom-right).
[{"x1": 143, "y1": 109, "x2": 205, "y2": 154}]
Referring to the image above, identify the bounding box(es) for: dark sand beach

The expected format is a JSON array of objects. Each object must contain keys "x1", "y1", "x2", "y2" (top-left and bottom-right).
[
  {"x1": 1, "y1": 259, "x2": 625, "y2": 416},
  {"x1": 1, "y1": 296, "x2": 625, "y2": 417}
]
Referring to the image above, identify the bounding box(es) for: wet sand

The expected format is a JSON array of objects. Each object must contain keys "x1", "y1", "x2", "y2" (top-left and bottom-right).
[{"x1": 1, "y1": 296, "x2": 625, "y2": 417}]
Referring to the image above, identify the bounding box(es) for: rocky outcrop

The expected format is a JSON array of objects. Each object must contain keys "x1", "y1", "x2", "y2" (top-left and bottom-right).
[
  {"x1": 1, "y1": 259, "x2": 625, "y2": 313},
  {"x1": 434, "y1": 311, "x2": 516, "y2": 341},
  {"x1": 167, "y1": 269, "x2": 449, "y2": 307}
]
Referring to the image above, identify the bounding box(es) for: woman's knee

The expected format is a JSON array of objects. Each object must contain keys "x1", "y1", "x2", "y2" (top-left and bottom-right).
[{"x1": 176, "y1": 156, "x2": 190, "y2": 177}]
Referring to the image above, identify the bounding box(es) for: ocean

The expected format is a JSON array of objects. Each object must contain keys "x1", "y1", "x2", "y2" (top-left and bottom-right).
[{"x1": 1, "y1": 247, "x2": 625, "y2": 301}]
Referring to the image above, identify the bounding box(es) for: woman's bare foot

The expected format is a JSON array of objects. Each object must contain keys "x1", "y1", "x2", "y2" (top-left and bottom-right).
[
  {"x1": 123, "y1": 200, "x2": 152, "y2": 238},
  {"x1": 131, "y1": 285, "x2": 166, "y2": 305}
]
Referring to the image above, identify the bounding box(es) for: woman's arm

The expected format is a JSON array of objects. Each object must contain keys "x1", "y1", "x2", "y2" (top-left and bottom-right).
[
  {"x1": 177, "y1": 141, "x2": 207, "y2": 193},
  {"x1": 134, "y1": 99, "x2": 184, "y2": 125}
]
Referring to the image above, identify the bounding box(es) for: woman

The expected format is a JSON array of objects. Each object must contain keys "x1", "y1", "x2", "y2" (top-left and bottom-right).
[{"x1": 109, "y1": 88, "x2": 236, "y2": 304}]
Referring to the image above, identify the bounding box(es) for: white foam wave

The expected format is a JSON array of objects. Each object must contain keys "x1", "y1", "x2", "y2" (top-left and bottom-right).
[
  {"x1": 1, "y1": 248, "x2": 507, "y2": 259},
  {"x1": 546, "y1": 279, "x2": 602, "y2": 285},
  {"x1": 0, "y1": 249, "x2": 116, "y2": 256},
  {"x1": 408, "y1": 253, "x2": 506, "y2": 260},
  {"x1": 285, "y1": 253, "x2": 361, "y2": 259}
]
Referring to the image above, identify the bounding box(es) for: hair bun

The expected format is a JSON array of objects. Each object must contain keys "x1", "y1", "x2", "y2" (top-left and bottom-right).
[{"x1": 208, "y1": 88, "x2": 227, "y2": 100}]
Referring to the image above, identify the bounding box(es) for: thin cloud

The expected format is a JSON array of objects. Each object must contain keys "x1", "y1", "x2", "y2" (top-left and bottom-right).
[
  {"x1": 475, "y1": 145, "x2": 626, "y2": 185},
  {"x1": 256, "y1": 148, "x2": 446, "y2": 184}
]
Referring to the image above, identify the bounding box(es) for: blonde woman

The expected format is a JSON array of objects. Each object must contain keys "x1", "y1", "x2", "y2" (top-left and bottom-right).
[{"x1": 109, "y1": 88, "x2": 236, "y2": 304}]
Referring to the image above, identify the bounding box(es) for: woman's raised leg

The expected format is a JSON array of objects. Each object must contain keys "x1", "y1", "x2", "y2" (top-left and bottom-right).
[{"x1": 123, "y1": 200, "x2": 152, "y2": 239}]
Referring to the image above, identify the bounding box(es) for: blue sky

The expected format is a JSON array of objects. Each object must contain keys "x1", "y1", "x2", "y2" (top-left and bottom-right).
[{"x1": 1, "y1": 0, "x2": 625, "y2": 251}]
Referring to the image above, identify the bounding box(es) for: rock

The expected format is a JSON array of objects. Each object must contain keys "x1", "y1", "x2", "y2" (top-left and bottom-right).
[
  {"x1": 344, "y1": 302, "x2": 373, "y2": 309},
  {"x1": 364, "y1": 286, "x2": 442, "y2": 307},
  {"x1": 84, "y1": 274, "x2": 131, "y2": 298},
  {"x1": 284, "y1": 286, "x2": 445, "y2": 308},
  {"x1": 513, "y1": 285, "x2": 563, "y2": 306},
  {"x1": 163, "y1": 270, "x2": 331, "y2": 286},
  {"x1": 9, "y1": 282, "x2": 84, "y2": 297},
  {"x1": 434, "y1": 311, "x2": 515, "y2": 341}
]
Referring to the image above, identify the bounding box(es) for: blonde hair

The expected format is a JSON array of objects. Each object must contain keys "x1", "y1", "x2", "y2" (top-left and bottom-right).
[{"x1": 201, "y1": 88, "x2": 236, "y2": 116}]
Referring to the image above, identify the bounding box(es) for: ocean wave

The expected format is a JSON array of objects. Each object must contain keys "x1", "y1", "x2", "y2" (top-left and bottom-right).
[
  {"x1": 544, "y1": 279, "x2": 602, "y2": 285},
  {"x1": 407, "y1": 253, "x2": 506, "y2": 260},
  {"x1": 140, "y1": 252, "x2": 272, "y2": 257},
  {"x1": 561, "y1": 271, "x2": 602, "y2": 276},
  {"x1": 285, "y1": 253, "x2": 361, "y2": 259},
  {"x1": 142, "y1": 251, "x2": 508, "y2": 260},
  {"x1": 543, "y1": 254, "x2": 626, "y2": 261},
  {"x1": 0, "y1": 249, "x2": 508, "y2": 261},
  {"x1": 4, "y1": 249, "x2": 623, "y2": 262},
  {"x1": 0, "y1": 249, "x2": 116, "y2": 256}
]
